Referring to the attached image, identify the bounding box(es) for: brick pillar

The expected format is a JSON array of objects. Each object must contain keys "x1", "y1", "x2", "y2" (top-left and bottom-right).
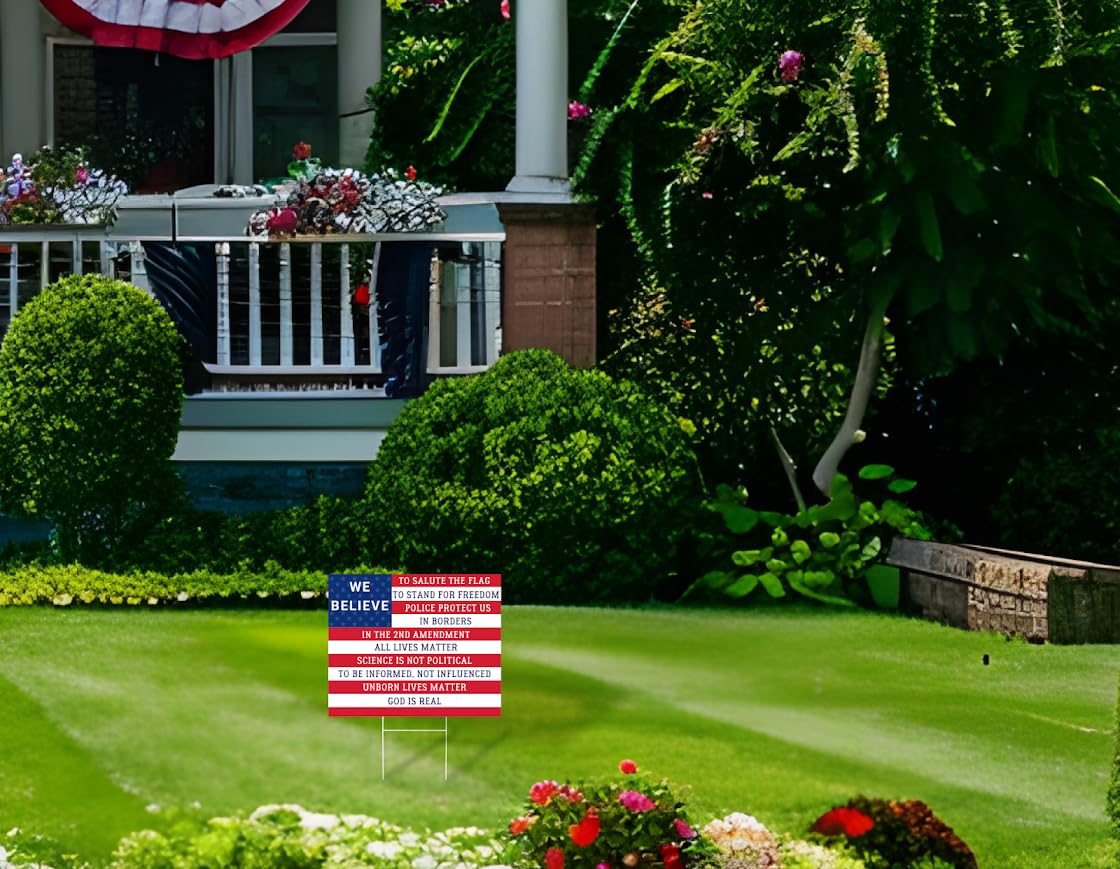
[{"x1": 497, "y1": 202, "x2": 596, "y2": 367}]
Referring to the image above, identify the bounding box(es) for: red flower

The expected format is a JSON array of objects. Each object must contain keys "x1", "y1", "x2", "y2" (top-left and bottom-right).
[
  {"x1": 406, "y1": 164, "x2": 417, "y2": 181},
  {"x1": 569, "y1": 809, "x2": 600, "y2": 847},
  {"x1": 500, "y1": 0, "x2": 510, "y2": 19},
  {"x1": 546, "y1": 847, "x2": 565, "y2": 869},
  {"x1": 530, "y1": 780, "x2": 560, "y2": 805},
  {"x1": 811, "y1": 807, "x2": 875, "y2": 838},
  {"x1": 659, "y1": 843, "x2": 683, "y2": 869},
  {"x1": 266, "y1": 207, "x2": 298, "y2": 236},
  {"x1": 292, "y1": 141, "x2": 312, "y2": 160},
  {"x1": 619, "y1": 759, "x2": 638, "y2": 774},
  {"x1": 509, "y1": 815, "x2": 535, "y2": 836},
  {"x1": 354, "y1": 284, "x2": 370, "y2": 306}
]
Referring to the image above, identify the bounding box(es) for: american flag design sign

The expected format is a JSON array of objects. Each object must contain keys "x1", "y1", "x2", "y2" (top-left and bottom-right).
[{"x1": 328, "y1": 574, "x2": 501, "y2": 717}]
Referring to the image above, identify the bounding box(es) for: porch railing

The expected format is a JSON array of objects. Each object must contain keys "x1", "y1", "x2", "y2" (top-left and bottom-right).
[{"x1": 0, "y1": 226, "x2": 503, "y2": 385}]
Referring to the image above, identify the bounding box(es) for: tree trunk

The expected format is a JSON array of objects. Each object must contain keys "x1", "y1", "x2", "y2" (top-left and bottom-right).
[{"x1": 811, "y1": 307, "x2": 887, "y2": 496}]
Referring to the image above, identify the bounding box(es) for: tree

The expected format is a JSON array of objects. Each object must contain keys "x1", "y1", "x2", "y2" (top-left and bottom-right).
[
  {"x1": 0, "y1": 274, "x2": 184, "y2": 560},
  {"x1": 581, "y1": 0, "x2": 1120, "y2": 502}
]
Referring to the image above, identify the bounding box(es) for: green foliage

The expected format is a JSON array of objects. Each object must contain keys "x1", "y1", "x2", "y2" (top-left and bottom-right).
[
  {"x1": 366, "y1": 0, "x2": 683, "y2": 189},
  {"x1": 362, "y1": 349, "x2": 702, "y2": 604},
  {"x1": 505, "y1": 767, "x2": 715, "y2": 869},
  {"x1": 687, "y1": 465, "x2": 927, "y2": 607},
  {"x1": 586, "y1": 0, "x2": 1120, "y2": 488},
  {"x1": 215, "y1": 496, "x2": 365, "y2": 574},
  {"x1": 1109, "y1": 673, "x2": 1120, "y2": 837},
  {"x1": 0, "y1": 274, "x2": 184, "y2": 561},
  {"x1": 991, "y1": 428, "x2": 1120, "y2": 563},
  {"x1": 366, "y1": 2, "x2": 514, "y2": 188},
  {"x1": 0, "y1": 562, "x2": 351, "y2": 606}
]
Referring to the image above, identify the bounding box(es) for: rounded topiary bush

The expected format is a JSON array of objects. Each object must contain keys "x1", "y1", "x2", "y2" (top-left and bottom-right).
[
  {"x1": 0, "y1": 274, "x2": 184, "y2": 558},
  {"x1": 362, "y1": 349, "x2": 702, "y2": 603}
]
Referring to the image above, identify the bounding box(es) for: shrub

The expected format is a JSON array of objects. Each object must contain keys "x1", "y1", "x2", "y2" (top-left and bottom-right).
[
  {"x1": 110, "y1": 805, "x2": 502, "y2": 869},
  {"x1": 505, "y1": 760, "x2": 714, "y2": 869},
  {"x1": 0, "y1": 274, "x2": 184, "y2": 561},
  {"x1": 1109, "y1": 673, "x2": 1120, "y2": 837},
  {"x1": 216, "y1": 495, "x2": 366, "y2": 573},
  {"x1": 362, "y1": 349, "x2": 702, "y2": 604},
  {"x1": 811, "y1": 797, "x2": 976, "y2": 869}
]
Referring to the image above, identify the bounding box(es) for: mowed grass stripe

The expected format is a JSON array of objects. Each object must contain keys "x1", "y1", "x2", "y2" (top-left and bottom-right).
[{"x1": 0, "y1": 667, "x2": 152, "y2": 856}]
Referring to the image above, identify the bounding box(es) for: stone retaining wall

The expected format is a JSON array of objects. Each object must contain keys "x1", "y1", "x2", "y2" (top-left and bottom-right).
[{"x1": 887, "y1": 539, "x2": 1120, "y2": 644}]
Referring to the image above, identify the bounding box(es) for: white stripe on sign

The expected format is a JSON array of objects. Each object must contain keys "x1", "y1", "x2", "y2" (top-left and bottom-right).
[
  {"x1": 327, "y1": 694, "x2": 502, "y2": 708},
  {"x1": 329, "y1": 667, "x2": 503, "y2": 681},
  {"x1": 328, "y1": 641, "x2": 502, "y2": 655}
]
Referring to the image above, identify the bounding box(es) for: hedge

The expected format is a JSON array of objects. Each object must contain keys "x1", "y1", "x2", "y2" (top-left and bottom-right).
[{"x1": 0, "y1": 563, "x2": 391, "y2": 607}]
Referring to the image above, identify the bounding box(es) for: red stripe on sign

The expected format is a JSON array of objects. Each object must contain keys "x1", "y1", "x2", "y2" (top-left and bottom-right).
[
  {"x1": 328, "y1": 681, "x2": 502, "y2": 694},
  {"x1": 328, "y1": 628, "x2": 501, "y2": 641},
  {"x1": 329, "y1": 708, "x2": 502, "y2": 717},
  {"x1": 391, "y1": 601, "x2": 502, "y2": 615},
  {"x1": 393, "y1": 574, "x2": 501, "y2": 587},
  {"x1": 329, "y1": 654, "x2": 502, "y2": 667}
]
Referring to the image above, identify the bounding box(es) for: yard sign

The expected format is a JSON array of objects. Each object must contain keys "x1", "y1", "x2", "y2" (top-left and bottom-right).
[{"x1": 327, "y1": 574, "x2": 501, "y2": 717}]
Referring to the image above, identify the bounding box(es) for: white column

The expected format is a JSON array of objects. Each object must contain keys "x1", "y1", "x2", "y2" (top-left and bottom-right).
[
  {"x1": 230, "y1": 51, "x2": 254, "y2": 184},
  {"x1": 1, "y1": 0, "x2": 46, "y2": 157},
  {"x1": 506, "y1": 0, "x2": 569, "y2": 195},
  {"x1": 337, "y1": 0, "x2": 381, "y2": 169}
]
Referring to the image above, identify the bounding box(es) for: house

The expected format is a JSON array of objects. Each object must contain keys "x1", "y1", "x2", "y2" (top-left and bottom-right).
[{"x1": 0, "y1": 0, "x2": 597, "y2": 515}]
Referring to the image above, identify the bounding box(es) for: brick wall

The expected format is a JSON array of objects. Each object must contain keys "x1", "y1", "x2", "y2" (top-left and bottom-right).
[{"x1": 497, "y1": 202, "x2": 596, "y2": 367}]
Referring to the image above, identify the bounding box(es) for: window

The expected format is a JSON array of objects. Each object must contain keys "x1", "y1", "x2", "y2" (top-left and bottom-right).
[
  {"x1": 51, "y1": 44, "x2": 214, "y2": 191},
  {"x1": 252, "y1": 42, "x2": 339, "y2": 179}
]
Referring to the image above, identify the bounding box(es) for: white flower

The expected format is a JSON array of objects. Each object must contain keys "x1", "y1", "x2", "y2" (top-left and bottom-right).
[
  {"x1": 177, "y1": 592, "x2": 190, "y2": 602},
  {"x1": 412, "y1": 855, "x2": 438, "y2": 869},
  {"x1": 5, "y1": 829, "x2": 18, "y2": 837},
  {"x1": 366, "y1": 840, "x2": 403, "y2": 859},
  {"x1": 296, "y1": 810, "x2": 339, "y2": 831},
  {"x1": 399, "y1": 832, "x2": 421, "y2": 846},
  {"x1": 145, "y1": 803, "x2": 161, "y2": 813}
]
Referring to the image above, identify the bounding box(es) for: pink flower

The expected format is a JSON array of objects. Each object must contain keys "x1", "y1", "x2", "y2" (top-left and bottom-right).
[
  {"x1": 546, "y1": 847, "x2": 565, "y2": 869},
  {"x1": 673, "y1": 819, "x2": 697, "y2": 839},
  {"x1": 619, "y1": 759, "x2": 638, "y2": 774},
  {"x1": 530, "y1": 780, "x2": 560, "y2": 805},
  {"x1": 75, "y1": 166, "x2": 90, "y2": 185},
  {"x1": 500, "y1": 0, "x2": 510, "y2": 19},
  {"x1": 568, "y1": 101, "x2": 592, "y2": 120},
  {"x1": 779, "y1": 50, "x2": 804, "y2": 82},
  {"x1": 596, "y1": 864, "x2": 610, "y2": 869},
  {"x1": 701, "y1": 191, "x2": 714, "y2": 200},
  {"x1": 618, "y1": 790, "x2": 656, "y2": 812}
]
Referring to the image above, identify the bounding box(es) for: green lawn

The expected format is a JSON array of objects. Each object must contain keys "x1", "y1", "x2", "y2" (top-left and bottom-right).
[{"x1": 0, "y1": 605, "x2": 1115, "y2": 868}]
